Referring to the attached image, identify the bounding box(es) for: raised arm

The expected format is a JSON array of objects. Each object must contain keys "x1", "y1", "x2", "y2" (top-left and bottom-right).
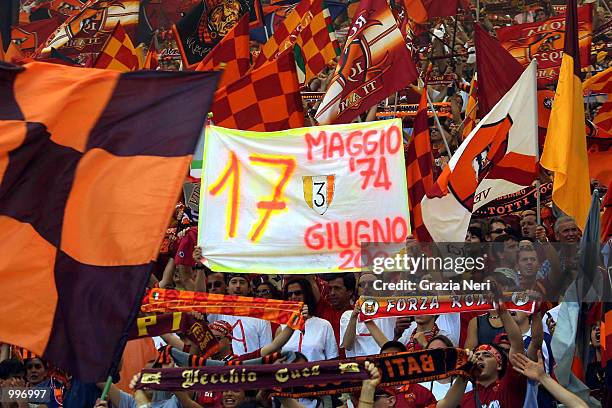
[
  {"x1": 464, "y1": 316, "x2": 478, "y2": 350},
  {"x1": 436, "y1": 350, "x2": 477, "y2": 408},
  {"x1": 364, "y1": 320, "x2": 390, "y2": 348},
  {"x1": 262, "y1": 305, "x2": 308, "y2": 356},
  {"x1": 498, "y1": 302, "x2": 525, "y2": 358},
  {"x1": 159, "y1": 258, "x2": 175, "y2": 289},
  {"x1": 358, "y1": 361, "x2": 379, "y2": 408},
  {"x1": 511, "y1": 351, "x2": 587, "y2": 408},
  {"x1": 341, "y1": 304, "x2": 360, "y2": 351},
  {"x1": 526, "y1": 310, "x2": 543, "y2": 361}
]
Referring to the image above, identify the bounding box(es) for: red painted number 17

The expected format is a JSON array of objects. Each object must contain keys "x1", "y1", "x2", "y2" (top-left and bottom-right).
[{"x1": 209, "y1": 151, "x2": 296, "y2": 242}]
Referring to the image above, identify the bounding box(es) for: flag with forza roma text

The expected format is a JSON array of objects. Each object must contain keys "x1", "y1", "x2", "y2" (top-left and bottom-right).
[
  {"x1": 421, "y1": 60, "x2": 538, "y2": 242},
  {"x1": 0, "y1": 61, "x2": 219, "y2": 381},
  {"x1": 314, "y1": 0, "x2": 418, "y2": 125}
]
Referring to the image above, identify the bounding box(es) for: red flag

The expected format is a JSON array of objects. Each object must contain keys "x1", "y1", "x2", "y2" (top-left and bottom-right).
[
  {"x1": 474, "y1": 24, "x2": 524, "y2": 115},
  {"x1": 143, "y1": 42, "x2": 159, "y2": 70},
  {"x1": 195, "y1": 14, "x2": 250, "y2": 88},
  {"x1": 403, "y1": 0, "x2": 467, "y2": 24},
  {"x1": 406, "y1": 85, "x2": 434, "y2": 241},
  {"x1": 11, "y1": 16, "x2": 64, "y2": 57},
  {"x1": 211, "y1": 50, "x2": 304, "y2": 132},
  {"x1": 315, "y1": 0, "x2": 418, "y2": 125}
]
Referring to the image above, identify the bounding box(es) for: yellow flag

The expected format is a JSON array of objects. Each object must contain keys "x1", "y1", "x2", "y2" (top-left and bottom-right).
[{"x1": 540, "y1": 0, "x2": 590, "y2": 229}]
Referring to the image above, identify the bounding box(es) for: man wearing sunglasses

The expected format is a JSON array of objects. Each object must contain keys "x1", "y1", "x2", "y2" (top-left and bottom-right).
[{"x1": 487, "y1": 217, "x2": 508, "y2": 241}]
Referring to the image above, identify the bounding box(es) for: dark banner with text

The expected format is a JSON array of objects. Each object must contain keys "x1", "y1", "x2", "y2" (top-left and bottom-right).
[{"x1": 136, "y1": 348, "x2": 473, "y2": 397}]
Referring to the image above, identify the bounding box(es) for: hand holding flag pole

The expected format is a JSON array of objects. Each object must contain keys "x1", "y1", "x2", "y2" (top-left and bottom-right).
[{"x1": 426, "y1": 90, "x2": 453, "y2": 158}]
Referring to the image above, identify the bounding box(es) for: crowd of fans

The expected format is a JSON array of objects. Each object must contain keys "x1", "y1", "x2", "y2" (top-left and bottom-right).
[{"x1": 1, "y1": 0, "x2": 610, "y2": 407}]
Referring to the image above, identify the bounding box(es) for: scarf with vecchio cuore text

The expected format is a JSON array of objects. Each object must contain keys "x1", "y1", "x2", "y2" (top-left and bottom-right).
[
  {"x1": 141, "y1": 288, "x2": 305, "y2": 330},
  {"x1": 136, "y1": 348, "x2": 476, "y2": 397}
]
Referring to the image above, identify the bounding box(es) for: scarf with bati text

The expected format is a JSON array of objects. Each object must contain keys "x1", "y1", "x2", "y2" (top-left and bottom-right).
[
  {"x1": 141, "y1": 288, "x2": 305, "y2": 330},
  {"x1": 136, "y1": 348, "x2": 476, "y2": 397}
]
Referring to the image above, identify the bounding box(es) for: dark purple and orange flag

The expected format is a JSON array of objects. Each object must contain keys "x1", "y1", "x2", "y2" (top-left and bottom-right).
[
  {"x1": 405, "y1": 85, "x2": 434, "y2": 241},
  {"x1": 195, "y1": 14, "x2": 250, "y2": 88},
  {"x1": 211, "y1": 49, "x2": 304, "y2": 131},
  {"x1": 541, "y1": 0, "x2": 590, "y2": 229},
  {"x1": 0, "y1": 61, "x2": 219, "y2": 381}
]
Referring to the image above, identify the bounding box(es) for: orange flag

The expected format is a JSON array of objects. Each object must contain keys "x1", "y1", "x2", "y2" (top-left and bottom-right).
[{"x1": 541, "y1": 0, "x2": 590, "y2": 229}]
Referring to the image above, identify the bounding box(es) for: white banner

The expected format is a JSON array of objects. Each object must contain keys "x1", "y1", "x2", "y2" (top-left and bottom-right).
[{"x1": 198, "y1": 119, "x2": 410, "y2": 273}]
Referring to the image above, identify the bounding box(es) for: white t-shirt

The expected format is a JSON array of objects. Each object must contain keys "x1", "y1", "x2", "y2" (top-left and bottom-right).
[
  {"x1": 339, "y1": 311, "x2": 396, "y2": 357},
  {"x1": 207, "y1": 314, "x2": 272, "y2": 356},
  {"x1": 281, "y1": 316, "x2": 339, "y2": 361},
  {"x1": 418, "y1": 380, "x2": 472, "y2": 401},
  {"x1": 398, "y1": 313, "x2": 460, "y2": 346}
]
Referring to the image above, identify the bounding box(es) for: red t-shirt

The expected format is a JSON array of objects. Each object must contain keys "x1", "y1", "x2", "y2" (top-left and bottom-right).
[
  {"x1": 316, "y1": 299, "x2": 352, "y2": 357},
  {"x1": 396, "y1": 384, "x2": 437, "y2": 408},
  {"x1": 460, "y1": 361, "x2": 527, "y2": 407}
]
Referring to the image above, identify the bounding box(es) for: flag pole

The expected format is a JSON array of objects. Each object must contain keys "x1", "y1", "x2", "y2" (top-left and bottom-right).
[
  {"x1": 426, "y1": 89, "x2": 453, "y2": 158},
  {"x1": 458, "y1": 100, "x2": 478, "y2": 129},
  {"x1": 100, "y1": 375, "x2": 113, "y2": 400},
  {"x1": 392, "y1": 91, "x2": 400, "y2": 118},
  {"x1": 476, "y1": 0, "x2": 480, "y2": 22},
  {"x1": 533, "y1": 60, "x2": 542, "y2": 225}
]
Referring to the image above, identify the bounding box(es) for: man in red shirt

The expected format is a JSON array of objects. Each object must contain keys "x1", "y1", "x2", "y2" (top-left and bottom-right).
[
  {"x1": 436, "y1": 302, "x2": 527, "y2": 408},
  {"x1": 316, "y1": 273, "x2": 355, "y2": 354}
]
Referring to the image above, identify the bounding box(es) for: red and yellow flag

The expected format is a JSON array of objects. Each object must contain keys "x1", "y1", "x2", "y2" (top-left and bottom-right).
[
  {"x1": 94, "y1": 22, "x2": 139, "y2": 72},
  {"x1": 211, "y1": 50, "x2": 304, "y2": 132},
  {"x1": 254, "y1": 0, "x2": 339, "y2": 83},
  {"x1": 406, "y1": 84, "x2": 434, "y2": 241},
  {"x1": 541, "y1": 0, "x2": 590, "y2": 229},
  {"x1": 196, "y1": 14, "x2": 250, "y2": 88}
]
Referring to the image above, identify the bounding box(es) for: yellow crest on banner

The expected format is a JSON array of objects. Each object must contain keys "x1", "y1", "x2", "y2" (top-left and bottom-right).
[{"x1": 302, "y1": 175, "x2": 335, "y2": 215}]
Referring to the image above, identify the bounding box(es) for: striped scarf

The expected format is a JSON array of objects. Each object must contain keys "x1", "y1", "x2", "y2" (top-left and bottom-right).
[
  {"x1": 405, "y1": 323, "x2": 440, "y2": 352},
  {"x1": 142, "y1": 288, "x2": 305, "y2": 330}
]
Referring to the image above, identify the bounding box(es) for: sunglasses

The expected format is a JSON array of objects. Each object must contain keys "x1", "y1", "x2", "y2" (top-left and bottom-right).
[
  {"x1": 26, "y1": 363, "x2": 43, "y2": 370},
  {"x1": 256, "y1": 289, "x2": 271, "y2": 296},
  {"x1": 207, "y1": 281, "x2": 223, "y2": 289},
  {"x1": 358, "y1": 281, "x2": 374, "y2": 288},
  {"x1": 490, "y1": 228, "x2": 505, "y2": 234},
  {"x1": 287, "y1": 290, "x2": 303, "y2": 297}
]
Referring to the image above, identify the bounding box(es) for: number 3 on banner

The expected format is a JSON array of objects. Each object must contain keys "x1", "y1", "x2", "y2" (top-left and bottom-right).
[{"x1": 209, "y1": 151, "x2": 296, "y2": 242}]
